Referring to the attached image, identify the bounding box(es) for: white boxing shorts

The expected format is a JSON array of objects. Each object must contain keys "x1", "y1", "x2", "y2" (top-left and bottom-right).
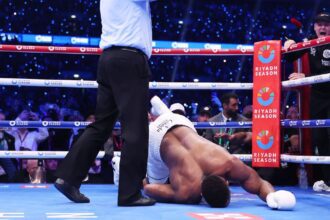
[{"x1": 147, "y1": 112, "x2": 196, "y2": 184}]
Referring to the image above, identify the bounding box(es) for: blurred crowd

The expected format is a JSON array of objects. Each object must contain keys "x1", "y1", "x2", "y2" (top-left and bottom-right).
[{"x1": 0, "y1": 0, "x2": 329, "y2": 184}]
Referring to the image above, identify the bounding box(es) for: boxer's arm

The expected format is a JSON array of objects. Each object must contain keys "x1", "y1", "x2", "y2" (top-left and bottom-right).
[
  {"x1": 144, "y1": 183, "x2": 200, "y2": 204},
  {"x1": 227, "y1": 157, "x2": 274, "y2": 201},
  {"x1": 143, "y1": 184, "x2": 176, "y2": 202}
]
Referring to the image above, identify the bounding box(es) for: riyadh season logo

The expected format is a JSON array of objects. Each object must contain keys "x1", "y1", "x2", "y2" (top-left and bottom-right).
[
  {"x1": 256, "y1": 130, "x2": 274, "y2": 150},
  {"x1": 258, "y1": 45, "x2": 275, "y2": 64},
  {"x1": 257, "y1": 87, "x2": 275, "y2": 107}
]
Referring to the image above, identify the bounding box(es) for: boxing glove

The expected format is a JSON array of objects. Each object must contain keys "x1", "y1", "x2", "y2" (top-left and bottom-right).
[
  {"x1": 150, "y1": 96, "x2": 171, "y2": 116},
  {"x1": 266, "y1": 190, "x2": 296, "y2": 210},
  {"x1": 111, "y1": 155, "x2": 121, "y2": 186}
]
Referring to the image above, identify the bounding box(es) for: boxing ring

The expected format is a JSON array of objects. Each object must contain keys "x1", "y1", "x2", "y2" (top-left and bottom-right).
[{"x1": 1, "y1": 37, "x2": 330, "y2": 219}]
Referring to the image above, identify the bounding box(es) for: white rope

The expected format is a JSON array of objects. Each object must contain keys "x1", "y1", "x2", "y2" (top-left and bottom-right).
[
  {"x1": 282, "y1": 73, "x2": 330, "y2": 88},
  {"x1": 0, "y1": 78, "x2": 98, "y2": 88},
  {"x1": 0, "y1": 73, "x2": 329, "y2": 89},
  {"x1": 1, "y1": 151, "x2": 329, "y2": 164},
  {"x1": 0, "y1": 78, "x2": 253, "y2": 90}
]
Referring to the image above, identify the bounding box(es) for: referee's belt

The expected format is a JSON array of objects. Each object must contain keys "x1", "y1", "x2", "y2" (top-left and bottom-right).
[{"x1": 104, "y1": 46, "x2": 147, "y2": 58}]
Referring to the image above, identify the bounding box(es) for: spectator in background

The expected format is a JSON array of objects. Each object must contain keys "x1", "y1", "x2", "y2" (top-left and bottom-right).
[
  {"x1": 196, "y1": 106, "x2": 212, "y2": 136},
  {"x1": 242, "y1": 105, "x2": 253, "y2": 121},
  {"x1": 8, "y1": 110, "x2": 48, "y2": 152},
  {"x1": 283, "y1": 106, "x2": 300, "y2": 154},
  {"x1": 69, "y1": 113, "x2": 90, "y2": 149},
  {"x1": 13, "y1": 159, "x2": 46, "y2": 183},
  {"x1": 45, "y1": 159, "x2": 58, "y2": 183},
  {"x1": 284, "y1": 12, "x2": 330, "y2": 191},
  {"x1": 204, "y1": 93, "x2": 251, "y2": 154},
  {"x1": 0, "y1": 111, "x2": 18, "y2": 182},
  {"x1": 39, "y1": 108, "x2": 71, "y2": 152}
]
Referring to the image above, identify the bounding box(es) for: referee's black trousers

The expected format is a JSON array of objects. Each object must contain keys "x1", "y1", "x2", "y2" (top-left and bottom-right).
[{"x1": 55, "y1": 47, "x2": 151, "y2": 204}]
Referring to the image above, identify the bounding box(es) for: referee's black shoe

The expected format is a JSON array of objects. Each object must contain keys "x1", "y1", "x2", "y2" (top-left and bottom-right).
[{"x1": 54, "y1": 178, "x2": 90, "y2": 203}]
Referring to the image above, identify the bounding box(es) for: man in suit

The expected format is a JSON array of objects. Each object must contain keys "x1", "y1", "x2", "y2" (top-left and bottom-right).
[{"x1": 204, "y1": 93, "x2": 251, "y2": 154}]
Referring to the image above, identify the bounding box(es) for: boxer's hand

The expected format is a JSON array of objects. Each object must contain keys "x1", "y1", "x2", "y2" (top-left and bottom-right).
[
  {"x1": 283, "y1": 39, "x2": 296, "y2": 51},
  {"x1": 288, "y1": 72, "x2": 305, "y2": 80},
  {"x1": 150, "y1": 96, "x2": 171, "y2": 116},
  {"x1": 266, "y1": 190, "x2": 296, "y2": 210}
]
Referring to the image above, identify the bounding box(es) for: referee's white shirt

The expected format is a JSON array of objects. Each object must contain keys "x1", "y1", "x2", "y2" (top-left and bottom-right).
[{"x1": 99, "y1": 0, "x2": 155, "y2": 58}]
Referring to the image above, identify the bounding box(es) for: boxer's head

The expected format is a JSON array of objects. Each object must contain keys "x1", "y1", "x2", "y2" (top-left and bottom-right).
[
  {"x1": 170, "y1": 103, "x2": 186, "y2": 116},
  {"x1": 202, "y1": 175, "x2": 230, "y2": 208}
]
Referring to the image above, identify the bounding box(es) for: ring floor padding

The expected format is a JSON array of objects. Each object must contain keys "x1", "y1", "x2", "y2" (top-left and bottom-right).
[{"x1": 1, "y1": 184, "x2": 329, "y2": 220}]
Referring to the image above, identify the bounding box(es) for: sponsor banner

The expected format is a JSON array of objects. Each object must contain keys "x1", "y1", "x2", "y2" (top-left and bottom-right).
[{"x1": 252, "y1": 41, "x2": 281, "y2": 167}]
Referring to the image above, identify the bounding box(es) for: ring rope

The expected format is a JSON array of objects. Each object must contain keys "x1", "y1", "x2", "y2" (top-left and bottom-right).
[
  {"x1": 0, "y1": 73, "x2": 329, "y2": 89},
  {"x1": 1, "y1": 119, "x2": 330, "y2": 129},
  {"x1": 0, "y1": 150, "x2": 329, "y2": 164},
  {"x1": 0, "y1": 36, "x2": 328, "y2": 56}
]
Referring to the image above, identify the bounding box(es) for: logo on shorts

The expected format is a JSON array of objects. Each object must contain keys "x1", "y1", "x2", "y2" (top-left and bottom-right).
[
  {"x1": 256, "y1": 130, "x2": 274, "y2": 150},
  {"x1": 257, "y1": 87, "x2": 274, "y2": 106},
  {"x1": 258, "y1": 45, "x2": 275, "y2": 64},
  {"x1": 42, "y1": 121, "x2": 49, "y2": 127}
]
